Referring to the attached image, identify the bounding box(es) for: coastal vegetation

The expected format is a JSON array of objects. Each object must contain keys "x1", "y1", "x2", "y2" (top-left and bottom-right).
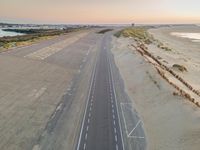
[
  {"x1": 172, "y1": 64, "x2": 187, "y2": 72},
  {"x1": 97, "y1": 29, "x2": 113, "y2": 34},
  {"x1": 116, "y1": 26, "x2": 200, "y2": 108},
  {"x1": 115, "y1": 27, "x2": 173, "y2": 51},
  {"x1": 114, "y1": 27, "x2": 153, "y2": 44},
  {"x1": 0, "y1": 28, "x2": 81, "y2": 50}
]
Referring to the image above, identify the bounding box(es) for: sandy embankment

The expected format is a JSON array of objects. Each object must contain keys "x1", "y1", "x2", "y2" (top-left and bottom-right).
[
  {"x1": 111, "y1": 26, "x2": 200, "y2": 150},
  {"x1": 148, "y1": 26, "x2": 200, "y2": 105}
]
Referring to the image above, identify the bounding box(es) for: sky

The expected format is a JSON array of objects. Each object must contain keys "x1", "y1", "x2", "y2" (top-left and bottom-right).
[{"x1": 0, "y1": 0, "x2": 200, "y2": 24}]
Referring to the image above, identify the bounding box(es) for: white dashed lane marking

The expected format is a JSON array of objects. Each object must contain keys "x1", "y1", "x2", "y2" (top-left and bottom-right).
[
  {"x1": 116, "y1": 144, "x2": 119, "y2": 150},
  {"x1": 83, "y1": 143, "x2": 86, "y2": 150},
  {"x1": 112, "y1": 109, "x2": 114, "y2": 114},
  {"x1": 85, "y1": 133, "x2": 88, "y2": 140},
  {"x1": 114, "y1": 120, "x2": 116, "y2": 126},
  {"x1": 115, "y1": 135, "x2": 118, "y2": 142},
  {"x1": 114, "y1": 128, "x2": 117, "y2": 133}
]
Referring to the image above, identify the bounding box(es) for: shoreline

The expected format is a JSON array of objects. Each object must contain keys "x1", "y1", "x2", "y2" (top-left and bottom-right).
[{"x1": 111, "y1": 26, "x2": 200, "y2": 150}]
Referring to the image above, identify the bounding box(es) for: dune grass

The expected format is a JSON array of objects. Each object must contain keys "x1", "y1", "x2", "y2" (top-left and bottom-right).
[
  {"x1": 172, "y1": 64, "x2": 187, "y2": 72},
  {"x1": 114, "y1": 27, "x2": 154, "y2": 44},
  {"x1": 97, "y1": 29, "x2": 113, "y2": 34}
]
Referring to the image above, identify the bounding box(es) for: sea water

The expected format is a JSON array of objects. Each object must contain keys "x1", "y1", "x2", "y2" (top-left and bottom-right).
[
  {"x1": 0, "y1": 29, "x2": 24, "y2": 37},
  {"x1": 171, "y1": 32, "x2": 200, "y2": 42}
]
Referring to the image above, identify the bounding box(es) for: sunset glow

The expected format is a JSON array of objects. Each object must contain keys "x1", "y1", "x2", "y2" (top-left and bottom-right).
[{"x1": 0, "y1": 0, "x2": 200, "y2": 24}]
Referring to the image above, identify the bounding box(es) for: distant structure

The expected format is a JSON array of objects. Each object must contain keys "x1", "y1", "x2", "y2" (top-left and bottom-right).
[{"x1": 131, "y1": 23, "x2": 135, "y2": 27}]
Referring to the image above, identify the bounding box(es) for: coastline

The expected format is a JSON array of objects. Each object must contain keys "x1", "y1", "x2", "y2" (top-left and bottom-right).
[
  {"x1": 0, "y1": 28, "x2": 24, "y2": 37},
  {"x1": 111, "y1": 26, "x2": 200, "y2": 150}
]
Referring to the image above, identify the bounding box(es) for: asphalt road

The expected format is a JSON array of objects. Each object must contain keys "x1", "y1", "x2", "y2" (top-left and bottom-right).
[
  {"x1": 0, "y1": 29, "x2": 146, "y2": 150},
  {"x1": 76, "y1": 33, "x2": 124, "y2": 150}
]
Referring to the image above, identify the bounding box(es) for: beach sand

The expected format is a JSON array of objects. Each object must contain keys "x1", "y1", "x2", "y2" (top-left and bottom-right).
[
  {"x1": 111, "y1": 25, "x2": 200, "y2": 150},
  {"x1": 148, "y1": 25, "x2": 200, "y2": 103}
]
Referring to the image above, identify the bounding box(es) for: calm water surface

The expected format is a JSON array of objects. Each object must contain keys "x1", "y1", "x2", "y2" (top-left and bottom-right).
[
  {"x1": 0, "y1": 29, "x2": 24, "y2": 37},
  {"x1": 171, "y1": 32, "x2": 200, "y2": 42}
]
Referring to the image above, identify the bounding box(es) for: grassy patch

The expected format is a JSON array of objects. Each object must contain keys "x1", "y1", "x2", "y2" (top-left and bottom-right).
[
  {"x1": 114, "y1": 27, "x2": 153, "y2": 44},
  {"x1": 172, "y1": 64, "x2": 187, "y2": 72},
  {"x1": 157, "y1": 43, "x2": 172, "y2": 51},
  {"x1": 97, "y1": 29, "x2": 113, "y2": 34}
]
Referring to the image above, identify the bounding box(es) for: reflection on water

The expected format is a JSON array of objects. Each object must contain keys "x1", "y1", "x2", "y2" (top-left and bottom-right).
[
  {"x1": 171, "y1": 32, "x2": 200, "y2": 42},
  {"x1": 0, "y1": 29, "x2": 24, "y2": 37}
]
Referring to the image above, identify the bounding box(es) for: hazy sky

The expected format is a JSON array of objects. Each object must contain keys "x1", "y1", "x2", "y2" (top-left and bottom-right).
[{"x1": 0, "y1": 0, "x2": 200, "y2": 24}]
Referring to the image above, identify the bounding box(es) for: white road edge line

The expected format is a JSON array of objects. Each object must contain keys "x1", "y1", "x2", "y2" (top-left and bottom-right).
[
  {"x1": 108, "y1": 51, "x2": 125, "y2": 150},
  {"x1": 129, "y1": 136, "x2": 145, "y2": 139},
  {"x1": 120, "y1": 104, "x2": 129, "y2": 135},
  {"x1": 76, "y1": 54, "x2": 98, "y2": 150}
]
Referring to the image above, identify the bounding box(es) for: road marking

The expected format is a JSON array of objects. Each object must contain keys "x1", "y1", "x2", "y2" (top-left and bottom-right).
[
  {"x1": 114, "y1": 128, "x2": 117, "y2": 133},
  {"x1": 128, "y1": 120, "x2": 141, "y2": 137},
  {"x1": 86, "y1": 50, "x2": 90, "y2": 56},
  {"x1": 32, "y1": 144, "x2": 40, "y2": 150},
  {"x1": 86, "y1": 126, "x2": 89, "y2": 131},
  {"x1": 120, "y1": 103, "x2": 129, "y2": 135},
  {"x1": 89, "y1": 113, "x2": 91, "y2": 118},
  {"x1": 83, "y1": 143, "x2": 86, "y2": 150},
  {"x1": 76, "y1": 55, "x2": 98, "y2": 150},
  {"x1": 114, "y1": 120, "x2": 116, "y2": 125},
  {"x1": 108, "y1": 54, "x2": 125, "y2": 150},
  {"x1": 113, "y1": 114, "x2": 115, "y2": 119},
  {"x1": 29, "y1": 87, "x2": 47, "y2": 99},
  {"x1": 85, "y1": 133, "x2": 88, "y2": 140},
  {"x1": 115, "y1": 135, "x2": 118, "y2": 142},
  {"x1": 88, "y1": 118, "x2": 90, "y2": 123},
  {"x1": 25, "y1": 33, "x2": 88, "y2": 60},
  {"x1": 116, "y1": 144, "x2": 119, "y2": 150},
  {"x1": 112, "y1": 104, "x2": 114, "y2": 108},
  {"x1": 121, "y1": 103, "x2": 145, "y2": 139},
  {"x1": 130, "y1": 136, "x2": 145, "y2": 139}
]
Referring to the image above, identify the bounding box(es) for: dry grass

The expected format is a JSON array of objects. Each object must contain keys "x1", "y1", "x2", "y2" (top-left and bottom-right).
[
  {"x1": 172, "y1": 64, "x2": 187, "y2": 72},
  {"x1": 0, "y1": 35, "x2": 57, "y2": 51},
  {"x1": 114, "y1": 27, "x2": 154, "y2": 44},
  {"x1": 0, "y1": 28, "x2": 81, "y2": 51},
  {"x1": 115, "y1": 27, "x2": 173, "y2": 52},
  {"x1": 97, "y1": 29, "x2": 113, "y2": 34}
]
